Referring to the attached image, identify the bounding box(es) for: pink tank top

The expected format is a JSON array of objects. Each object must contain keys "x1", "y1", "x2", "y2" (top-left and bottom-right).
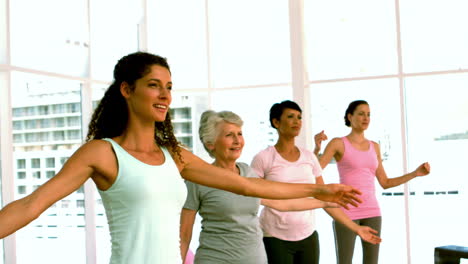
[{"x1": 337, "y1": 137, "x2": 381, "y2": 220}]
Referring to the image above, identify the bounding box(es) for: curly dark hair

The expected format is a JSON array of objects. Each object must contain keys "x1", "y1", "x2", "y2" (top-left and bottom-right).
[{"x1": 86, "y1": 51, "x2": 183, "y2": 162}]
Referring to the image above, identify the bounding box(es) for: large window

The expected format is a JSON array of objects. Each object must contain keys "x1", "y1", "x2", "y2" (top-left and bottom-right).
[
  {"x1": 304, "y1": 0, "x2": 398, "y2": 80},
  {"x1": 10, "y1": 0, "x2": 88, "y2": 77},
  {"x1": 405, "y1": 74, "x2": 468, "y2": 263},
  {"x1": 10, "y1": 72, "x2": 85, "y2": 264}
]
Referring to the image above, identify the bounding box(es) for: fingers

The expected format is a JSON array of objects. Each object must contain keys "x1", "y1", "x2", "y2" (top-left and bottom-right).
[
  {"x1": 340, "y1": 193, "x2": 361, "y2": 208},
  {"x1": 369, "y1": 235, "x2": 382, "y2": 244},
  {"x1": 338, "y1": 201, "x2": 350, "y2": 210},
  {"x1": 424, "y1": 162, "x2": 431, "y2": 172},
  {"x1": 351, "y1": 187, "x2": 362, "y2": 196},
  {"x1": 314, "y1": 130, "x2": 328, "y2": 142}
]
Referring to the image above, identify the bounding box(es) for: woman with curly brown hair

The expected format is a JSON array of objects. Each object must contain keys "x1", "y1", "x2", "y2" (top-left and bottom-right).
[{"x1": 0, "y1": 51, "x2": 363, "y2": 264}]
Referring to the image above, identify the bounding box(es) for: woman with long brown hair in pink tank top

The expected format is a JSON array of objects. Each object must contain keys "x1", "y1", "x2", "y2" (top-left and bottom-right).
[{"x1": 314, "y1": 100, "x2": 431, "y2": 264}]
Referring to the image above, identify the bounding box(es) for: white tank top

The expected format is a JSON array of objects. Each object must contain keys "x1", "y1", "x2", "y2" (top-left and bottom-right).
[{"x1": 99, "y1": 138, "x2": 187, "y2": 264}]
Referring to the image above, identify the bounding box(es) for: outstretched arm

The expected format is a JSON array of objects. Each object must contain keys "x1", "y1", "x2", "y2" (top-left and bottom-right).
[
  {"x1": 374, "y1": 142, "x2": 431, "y2": 189},
  {"x1": 0, "y1": 141, "x2": 105, "y2": 239},
  {"x1": 261, "y1": 197, "x2": 339, "y2": 212},
  {"x1": 316, "y1": 176, "x2": 382, "y2": 245},
  {"x1": 178, "y1": 149, "x2": 362, "y2": 208},
  {"x1": 180, "y1": 208, "x2": 197, "y2": 263}
]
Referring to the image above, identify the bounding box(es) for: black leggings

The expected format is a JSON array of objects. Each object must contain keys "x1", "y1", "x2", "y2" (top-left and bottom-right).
[
  {"x1": 333, "y1": 216, "x2": 382, "y2": 264},
  {"x1": 263, "y1": 231, "x2": 320, "y2": 264}
]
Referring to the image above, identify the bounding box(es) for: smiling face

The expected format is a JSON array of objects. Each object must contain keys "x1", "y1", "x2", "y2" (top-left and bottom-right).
[
  {"x1": 122, "y1": 64, "x2": 172, "y2": 123},
  {"x1": 348, "y1": 103, "x2": 371, "y2": 131},
  {"x1": 273, "y1": 108, "x2": 302, "y2": 137},
  {"x1": 209, "y1": 121, "x2": 244, "y2": 163}
]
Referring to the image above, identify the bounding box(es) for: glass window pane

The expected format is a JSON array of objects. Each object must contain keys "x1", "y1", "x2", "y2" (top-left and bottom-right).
[
  {"x1": 208, "y1": 0, "x2": 291, "y2": 88},
  {"x1": 171, "y1": 92, "x2": 209, "y2": 156},
  {"x1": 148, "y1": 0, "x2": 208, "y2": 90},
  {"x1": 309, "y1": 79, "x2": 406, "y2": 264},
  {"x1": 0, "y1": 0, "x2": 7, "y2": 64},
  {"x1": 10, "y1": 0, "x2": 88, "y2": 76},
  {"x1": 304, "y1": 0, "x2": 398, "y2": 80},
  {"x1": 0, "y1": 70, "x2": 6, "y2": 263},
  {"x1": 400, "y1": 0, "x2": 468, "y2": 73},
  {"x1": 90, "y1": 0, "x2": 140, "y2": 81},
  {"x1": 11, "y1": 71, "x2": 85, "y2": 264},
  {"x1": 405, "y1": 74, "x2": 468, "y2": 263},
  {"x1": 91, "y1": 84, "x2": 111, "y2": 264},
  {"x1": 211, "y1": 86, "x2": 291, "y2": 163}
]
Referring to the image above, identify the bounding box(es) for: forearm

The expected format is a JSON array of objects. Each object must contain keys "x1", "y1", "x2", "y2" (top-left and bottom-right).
[
  {"x1": 313, "y1": 146, "x2": 320, "y2": 156},
  {"x1": 245, "y1": 178, "x2": 327, "y2": 199},
  {"x1": 180, "y1": 240, "x2": 190, "y2": 263},
  {"x1": 262, "y1": 198, "x2": 326, "y2": 212},
  {"x1": 324, "y1": 207, "x2": 359, "y2": 233},
  {"x1": 383, "y1": 171, "x2": 417, "y2": 189},
  {"x1": 0, "y1": 198, "x2": 40, "y2": 238}
]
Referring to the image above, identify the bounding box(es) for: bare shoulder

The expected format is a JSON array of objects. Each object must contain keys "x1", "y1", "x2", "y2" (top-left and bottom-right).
[
  {"x1": 69, "y1": 139, "x2": 117, "y2": 171},
  {"x1": 75, "y1": 139, "x2": 119, "y2": 189},
  {"x1": 75, "y1": 139, "x2": 113, "y2": 159},
  {"x1": 371, "y1": 140, "x2": 380, "y2": 149},
  {"x1": 371, "y1": 140, "x2": 382, "y2": 155},
  {"x1": 328, "y1": 137, "x2": 344, "y2": 150}
]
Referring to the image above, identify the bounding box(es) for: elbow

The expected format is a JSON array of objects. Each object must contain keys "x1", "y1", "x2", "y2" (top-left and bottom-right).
[
  {"x1": 381, "y1": 182, "x2": 392, "y2": 190},
  {"x1": 22, "y1": 197, "x2": 44, "y2": 221}
]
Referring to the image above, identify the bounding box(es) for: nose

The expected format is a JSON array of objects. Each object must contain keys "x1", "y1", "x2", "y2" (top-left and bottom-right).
[{"x1": 159, "y1": 87, "x2": 170, "y2": 99}]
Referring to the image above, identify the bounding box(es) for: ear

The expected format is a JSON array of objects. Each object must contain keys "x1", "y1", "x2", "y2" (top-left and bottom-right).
[
  {"x1": 120, "y1": 82, "x2": 131, "y2": 99},
  {"x1": 347, "y1": 113, "x2": 352, "y2": 123},
  {"x1": 272, "y1": 118, "x2": 280, "y2": 129},
  {"x1": 206, "y1": 143, "x2": 215, "y2": 151}
]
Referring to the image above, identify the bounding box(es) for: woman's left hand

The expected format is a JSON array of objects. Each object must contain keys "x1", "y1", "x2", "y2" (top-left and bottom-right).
[{"x1": 415, "y1": 162, "x2": 431, "y2": 177}]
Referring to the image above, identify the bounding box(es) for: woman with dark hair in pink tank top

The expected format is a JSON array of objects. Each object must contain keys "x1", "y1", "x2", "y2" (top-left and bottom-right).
[{"x1": 314, "y1": 100, "x2": 431, "y2": 264}]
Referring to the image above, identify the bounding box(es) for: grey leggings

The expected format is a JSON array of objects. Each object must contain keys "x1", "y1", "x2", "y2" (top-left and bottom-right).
[{"x1": 333, "y1": 216, "x2": 382, "y2": 264}]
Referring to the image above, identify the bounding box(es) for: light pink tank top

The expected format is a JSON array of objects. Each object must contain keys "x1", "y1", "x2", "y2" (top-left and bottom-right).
[{"x1": 337, "y1": 137, "x2": 381, "y2": 220}]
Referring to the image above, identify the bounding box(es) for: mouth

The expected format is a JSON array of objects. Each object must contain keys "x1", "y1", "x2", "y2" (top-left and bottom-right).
[{"x1": 153, "y1": 104, "x2": 168, "y2": 110}]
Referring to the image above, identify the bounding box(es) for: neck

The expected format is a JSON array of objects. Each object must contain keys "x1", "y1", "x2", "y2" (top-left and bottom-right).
[
  {"x1": 115, "y1": 120, "x2": 159, "y2": 152},
  {"x1": 213, "y1": 159, "x2": 238, "y2": 173},
  {"x1": 275, "y1": 136, "x2": 296, "y2": 152},
  {"x1": 347, "y1": 130, "x2": 366, "y2": 142}
]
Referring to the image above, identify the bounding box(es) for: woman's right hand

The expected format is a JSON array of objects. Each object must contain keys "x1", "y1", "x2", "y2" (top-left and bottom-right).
[
  {"x1": 357, "y1": 225, "x2": 382, "y2": 245},
  {"x1": 313, "y1": 130, "x2": 328, "y2": 155},
  {"x1": 315, "y1": 184, "x2": 362, "y2": 210}
]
